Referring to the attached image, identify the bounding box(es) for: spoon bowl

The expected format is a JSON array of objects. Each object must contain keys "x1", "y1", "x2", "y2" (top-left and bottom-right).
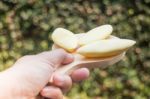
[
  {"x1": 51, "y1": 34, "x2": 125, "y2": 77},
  {"x1": 53, "y1": 52, "x2": 125, "y2": 75}
]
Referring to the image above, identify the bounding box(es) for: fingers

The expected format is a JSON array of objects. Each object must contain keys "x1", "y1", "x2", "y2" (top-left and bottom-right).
[
  {"x1": 37, "y1": 49, "x2": 74, "y2": 68},
  {"x1": 71, "y1": 68, "x2": 90, "y2": 82},
  {"x1": 62, "y1": 54, "x2": 74, "y2": 65},
  {"x1": 41, "y1": 86, "x2": 63, "y2": 99},
  {"x1": 41, "y1": 68, "x2": 90, "y2": 98},
  {"x1": 52, "y1": 74, "x2": 72, "y2": 93},
  {"x1": 41, "y1": 74, "x2": 72, "y2": 98},
  {"x1": 41, "y1": 74, "x2": 72, "y2": 99},
  {"x1": 51, "y1": 68, "x2": 89, "y2": 92}
]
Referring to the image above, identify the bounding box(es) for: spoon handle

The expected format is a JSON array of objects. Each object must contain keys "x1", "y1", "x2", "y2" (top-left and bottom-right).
[
  {"x1": 49, "y1": 61, "x2": 79, "y2": 82},
  {"x1": 50, "y1": 53, "x2": 125, "y2": 82},
  {"x1": 55, "y1": 61, "x2": 80, "y2": 75},
  {"x1": 55, "y1": 52, "x2": 125, "y2": 74}
]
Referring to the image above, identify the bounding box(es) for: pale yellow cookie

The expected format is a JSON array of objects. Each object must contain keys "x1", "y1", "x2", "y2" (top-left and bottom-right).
[
  {"x1": 77, "y1": 39, "x2": 136, "y2": 58},
  {"x1": 78, "y1": 24, "x2": 113, "y2": 45},
  {"x1": 52, "y1": 28, "x2": 78, "y2": 52}
]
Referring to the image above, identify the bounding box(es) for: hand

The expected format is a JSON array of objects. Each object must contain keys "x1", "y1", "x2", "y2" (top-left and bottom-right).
[{"x1": 0, "y1": 49, "x2": 89, "y2": 99}]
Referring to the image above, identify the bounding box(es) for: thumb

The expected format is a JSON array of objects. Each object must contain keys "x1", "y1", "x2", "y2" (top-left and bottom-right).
[{"x1": 37, "y1": 49, "x2": 74, "y2": 68}]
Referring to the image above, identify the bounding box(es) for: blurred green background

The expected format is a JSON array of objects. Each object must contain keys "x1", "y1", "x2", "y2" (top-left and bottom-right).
[{"x1": 0, "y1": 0, "x2": 150, "y2": 99}]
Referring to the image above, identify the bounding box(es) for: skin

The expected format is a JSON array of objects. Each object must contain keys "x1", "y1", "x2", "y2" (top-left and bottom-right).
[{"x1": 0, "y1": 49, "x2": 89, "y2": 99}]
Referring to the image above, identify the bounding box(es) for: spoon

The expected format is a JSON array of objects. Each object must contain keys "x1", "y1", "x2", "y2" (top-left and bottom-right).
[
  {"x1": 52, "y1": 52, "x2": 125, "y2": 75},
  {"x1": 50, "y1": 34, "x2": 124, "y2": 81},
  {"x1": 50, "y1": 44, "x2": 125, "y2": 82}
]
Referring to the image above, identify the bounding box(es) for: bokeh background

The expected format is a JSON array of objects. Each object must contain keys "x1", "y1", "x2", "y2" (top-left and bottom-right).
[{"x1": 0, "y1": 0, "x2": 150, "y2": 99}]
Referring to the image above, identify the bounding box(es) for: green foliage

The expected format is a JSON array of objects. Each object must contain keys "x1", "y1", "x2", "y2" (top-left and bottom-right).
[{"x1": 0, "y1": 0, "x2": 150, "y2": 98}]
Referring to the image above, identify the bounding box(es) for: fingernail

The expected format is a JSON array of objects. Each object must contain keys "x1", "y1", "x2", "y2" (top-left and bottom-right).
[
  {"x1": 67, "y1": 54, "x2": 74, "y2": 59},
  {"x1": 63, "y1": 54, "x2": 74, "y2": 64},
  {"x1": 41, "y1": 87, "x2": 50, "y2": 95},
  {"x1": 53, "y1": 74, "x2": 65, "y2": 86},
  {"x1": 71, "y1": 68, "x2": 89, "y2": 82}
]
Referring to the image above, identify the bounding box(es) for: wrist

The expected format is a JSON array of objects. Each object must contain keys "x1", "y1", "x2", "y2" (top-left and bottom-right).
[
  {"x1": 0, "y1": 67, "x2": 34, "y2": 99},
  {"x1": 0, "y1": 63, "x2": 54, "y2": 99}
]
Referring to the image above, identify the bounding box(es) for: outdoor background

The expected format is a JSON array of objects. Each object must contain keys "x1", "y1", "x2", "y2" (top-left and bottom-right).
[{"x1": 0, "y1": 0, "x2": 149, "y2": 99}]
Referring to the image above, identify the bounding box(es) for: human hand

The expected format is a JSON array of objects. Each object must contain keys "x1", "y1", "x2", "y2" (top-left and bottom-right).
[{"x1": 0, "y1": 49, "x2": 89, "y2": 99}]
